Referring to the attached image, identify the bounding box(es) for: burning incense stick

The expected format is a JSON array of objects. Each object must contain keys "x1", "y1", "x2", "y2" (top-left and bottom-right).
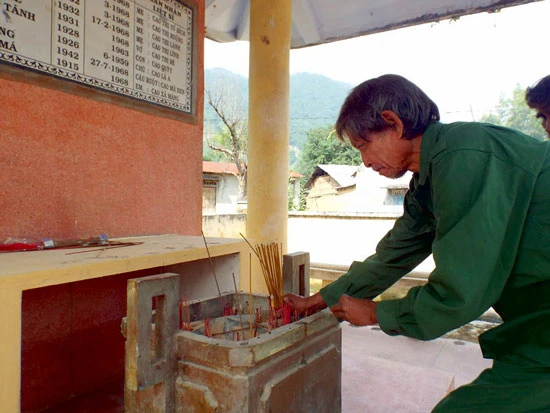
[
  {"x1": 232, "y1": 272, "x2": 244, "y2": 331},
  {"x1": 201, "y1": 230, "x2": 222, "y2": 297},
  {"x1": 249, "y1": 252, "x2": 253, "y2": 338}
]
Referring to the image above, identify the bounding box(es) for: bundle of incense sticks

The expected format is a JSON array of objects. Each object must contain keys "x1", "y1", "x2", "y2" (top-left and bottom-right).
[
  {"x1": 240, "y1": 234, "x2": 284, "y2": 309},
  {"x1": 256, "y1": 241, "x2": 284, "y2": 308}
]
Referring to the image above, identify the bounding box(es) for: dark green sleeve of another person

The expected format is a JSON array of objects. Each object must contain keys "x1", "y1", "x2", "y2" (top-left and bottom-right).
[
  {"x1": 319, "y1": 175, "x2": 435, "y2": 307},
  {"x1": 376, "y1": 147, "x2": 539, "y2": 340}
]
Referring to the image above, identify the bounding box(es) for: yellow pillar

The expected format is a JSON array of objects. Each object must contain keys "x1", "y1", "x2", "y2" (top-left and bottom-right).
[
  {"x1": 247, "y1": 0, "x2": 291, "y2": 293},
  {"x1": 0, "y1": 288, "x2": 22, "y2": 412}
]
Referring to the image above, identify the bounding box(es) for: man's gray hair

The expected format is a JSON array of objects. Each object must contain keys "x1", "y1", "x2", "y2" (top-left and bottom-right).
[{"x1": 336, "y1": 74, "x2": 440, "y2": 141}]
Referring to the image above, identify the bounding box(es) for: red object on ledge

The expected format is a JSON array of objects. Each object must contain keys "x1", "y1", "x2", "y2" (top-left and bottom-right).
[{"x1": 0, "y1": 242, "x2": 43, "y2": 252}]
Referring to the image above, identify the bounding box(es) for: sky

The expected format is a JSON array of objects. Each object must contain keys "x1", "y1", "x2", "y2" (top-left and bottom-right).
[{"x1": 204, "y1": 0, "x2": 549, "y2": 123}]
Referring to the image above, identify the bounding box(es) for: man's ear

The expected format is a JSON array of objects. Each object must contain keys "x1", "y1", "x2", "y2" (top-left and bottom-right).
[{"x1": 380, "y1": 110, "x2": 404, "y2": 135}]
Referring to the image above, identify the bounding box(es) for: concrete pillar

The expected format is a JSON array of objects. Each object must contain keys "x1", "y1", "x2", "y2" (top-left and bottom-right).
[
  {"x1": 0, "y1": 289, "x2": 21, "y2": 413},
  {"x1": 247, "y1": 0, "x2": 291, "y2": 248},
  {"x1": 247, "y1": 0, "x2": 291, "y2": 293}
]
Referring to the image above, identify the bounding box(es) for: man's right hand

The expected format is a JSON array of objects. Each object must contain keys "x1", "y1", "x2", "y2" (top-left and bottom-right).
[{"x1": 283, "y1": 292, "x2": 327, "y2": 315}]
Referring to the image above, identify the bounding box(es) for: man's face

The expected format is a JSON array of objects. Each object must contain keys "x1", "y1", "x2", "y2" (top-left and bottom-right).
[
  {"x1": 348, "y1": 128, "x2": 413, "y2": 179},
  {"x1": 535, "y1": 108, "x2": 550, "y2": 137}
]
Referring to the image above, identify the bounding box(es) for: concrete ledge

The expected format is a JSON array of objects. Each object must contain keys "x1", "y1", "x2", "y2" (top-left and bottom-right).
[
  {"x1": 289, "y1": 211, "x2": 402, "y2": 219},
  {"x1": 310, "y1": 262, "x2": 431, "y2": 283}
]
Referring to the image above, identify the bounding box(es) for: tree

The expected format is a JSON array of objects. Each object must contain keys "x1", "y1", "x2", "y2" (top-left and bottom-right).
[
  {"x1": 292, "y1": 125, "x2": 362, "y2": 211},
  {"x1": 295, "y1": 125, "x2": 362, "y2": 180},
  {"x1": 480, "y1": 84, "x2": 547, "y2": 141},
  {"x1": 205, "y1": 83, "x2": 249, "y2": 200}
]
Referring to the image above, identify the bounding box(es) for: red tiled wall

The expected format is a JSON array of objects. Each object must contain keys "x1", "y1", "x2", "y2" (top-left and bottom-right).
[{"x1": 0, "y1": 3, "x2": 204, "y2": 240}]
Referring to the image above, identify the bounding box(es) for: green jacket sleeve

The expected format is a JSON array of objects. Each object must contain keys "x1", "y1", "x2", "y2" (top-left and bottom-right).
[
  {"x1": 320, "y1": 176, "x2": 435, "y2": 307},
  {"x1": 377, "y1": 149, "x2": 537, "y2": 340}
]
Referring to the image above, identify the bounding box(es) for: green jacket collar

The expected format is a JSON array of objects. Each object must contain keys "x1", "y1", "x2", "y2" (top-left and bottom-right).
[{"x1": 419, "y1": 122, "x2": 446, "y2": 185}]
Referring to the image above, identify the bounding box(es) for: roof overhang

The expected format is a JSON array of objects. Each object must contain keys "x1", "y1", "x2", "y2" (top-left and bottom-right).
[
  {"x1": 304, "y1": 165, "x2": 359, "y2": 190},
  {"x1": 205, "y1": 0, "x2": 540, "y2": 49}
]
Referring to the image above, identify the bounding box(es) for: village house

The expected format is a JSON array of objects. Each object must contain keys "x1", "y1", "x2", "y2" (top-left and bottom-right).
[
  {"x1": 203, "y1": 161, "x2": 303, "y2": 214},
  {"x1": 304, "y1": 164, "x2": 412, "y2": 214},
  {"x1": 202, "y1": 161, "x2": 241, "y2": 214}
]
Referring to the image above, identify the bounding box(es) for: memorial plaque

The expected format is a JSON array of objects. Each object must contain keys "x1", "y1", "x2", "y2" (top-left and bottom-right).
[{"x1": 0, "y1": 0, "x2": 195, "y2": 115}]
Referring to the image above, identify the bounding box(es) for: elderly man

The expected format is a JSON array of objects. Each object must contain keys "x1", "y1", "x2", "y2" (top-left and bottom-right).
[
  {"x1": 526, "y1": 75, "x2": 550, "y2": 138},
  {"x1": 286, "y1": 74, "x2": 550, "y2": 411}
]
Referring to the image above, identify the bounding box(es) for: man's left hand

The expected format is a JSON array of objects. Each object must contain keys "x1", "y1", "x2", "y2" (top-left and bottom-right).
[{"x1": 330, "y1": 295, "x2": 378, "y2": 326}]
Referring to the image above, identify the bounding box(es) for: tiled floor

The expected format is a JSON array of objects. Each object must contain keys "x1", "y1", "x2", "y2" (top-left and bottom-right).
[
  {"x1": 341, "y1": 324, "x2": 492, "y2": 412},
  {"x1": 43, "y1": 322, "x2": 492, "y2": 412}
]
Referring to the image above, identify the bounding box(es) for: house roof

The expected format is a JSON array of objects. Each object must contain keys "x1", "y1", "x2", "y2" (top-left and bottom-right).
[
  {"x1": 356, "y1": 164, "x2": 412, "y2": 189},
  {"x1": 203, "y1": 161, "x2": 239, "y2": 175},
  {"x1": 203, "y1": 162, "x2": 304, "y2": 179},
  {"x1": 304, "y1": 164, "x2": 359, "y2": 190},
  {"x1": 205, "y1": 0, "x2": 535, "y2": 49}
]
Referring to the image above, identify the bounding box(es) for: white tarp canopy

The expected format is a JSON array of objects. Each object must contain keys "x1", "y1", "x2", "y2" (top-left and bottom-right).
[{"x1": 205, "y1": 0, "x2": 539, "y2": 48}]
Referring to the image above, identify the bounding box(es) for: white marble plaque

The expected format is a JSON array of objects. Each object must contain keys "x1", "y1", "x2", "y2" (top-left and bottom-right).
[{"x1": 0, "y1": 0, "x2": 194, "y2": 113}]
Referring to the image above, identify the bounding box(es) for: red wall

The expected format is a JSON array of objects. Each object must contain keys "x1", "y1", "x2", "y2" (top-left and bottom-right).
[
  {"x1": 0, "y1": 5, "x2": 204, "y2": 240},
  {"x1": 2, "y1": 1, "x2": 206, "y2": 410},
  {"x1": 21, "y1": 269, "x2": 163, "y2": 412}
]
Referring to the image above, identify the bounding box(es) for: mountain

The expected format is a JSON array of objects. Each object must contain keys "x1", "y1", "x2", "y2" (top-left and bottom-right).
[
  {"x1": 289, "y1": 72, "x2": 352, "y2": 149},
  {"x1": 203, "y1": 68, "x2": 352, "y2": 165}
]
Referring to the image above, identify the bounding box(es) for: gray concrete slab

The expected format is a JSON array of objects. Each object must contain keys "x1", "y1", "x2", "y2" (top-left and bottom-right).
[{"x1": 342, "y1": 324, "x2": 493, "y2": 412}]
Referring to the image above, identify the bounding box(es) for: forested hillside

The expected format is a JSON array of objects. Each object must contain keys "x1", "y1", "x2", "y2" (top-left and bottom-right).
[
  {"x1": 203, "y1": 68, "x2": 352, "y2": 166},
  {"x1": 289, "y1": 72, "x2": 352, "y2": 149}
]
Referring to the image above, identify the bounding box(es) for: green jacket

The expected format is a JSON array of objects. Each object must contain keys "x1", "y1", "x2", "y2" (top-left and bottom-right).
[{"x1": 320, "y1": 122, "x2": 550, "y2": 366}]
